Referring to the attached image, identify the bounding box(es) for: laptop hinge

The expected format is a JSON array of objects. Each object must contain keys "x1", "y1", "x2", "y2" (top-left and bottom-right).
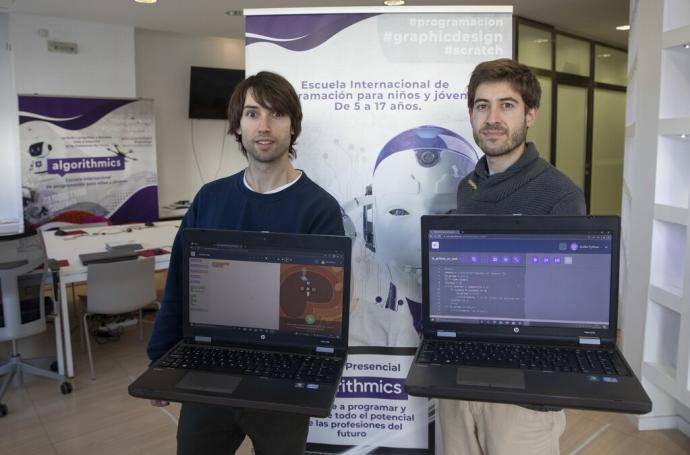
[
  {"x1": 194, "y1": 336, "x2": 212, "y2": 343},
  {"x1": 437, "y1": 330, "x2": 457, "y2": 338},
  {"x1": 316, "y1": 346, "x2": 335, "y2": 354},
  {"x1": 578, "y1": 336, "x2": 601, "y2": 346}
]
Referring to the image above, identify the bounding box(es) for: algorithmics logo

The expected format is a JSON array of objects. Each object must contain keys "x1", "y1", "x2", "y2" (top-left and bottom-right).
[
  {"x1": 47, "y1": 156, "x2": 125, "y2": 177},
  {"x1": 337, "y1": 376, "x2": 407, "y2": 400}
]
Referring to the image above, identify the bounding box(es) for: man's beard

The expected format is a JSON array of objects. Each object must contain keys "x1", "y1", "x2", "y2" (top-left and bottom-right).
[
  {"x1": 247, "y1": 147, "x2": 286, "y2": 163},
  {"x1": 243, "y1": 137, "x2": 290, "y2": 164},
  {"x1": 473, "y1": 121, "x2": 528, "y2": 157}
]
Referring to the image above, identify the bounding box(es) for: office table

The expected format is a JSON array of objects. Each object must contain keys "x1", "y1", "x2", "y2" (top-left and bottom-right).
[{"x1": 41, "y1": 221, "x2": 179, "y2": 378}]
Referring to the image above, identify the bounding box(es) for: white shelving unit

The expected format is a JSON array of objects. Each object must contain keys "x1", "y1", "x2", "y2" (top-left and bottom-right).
[{"x1": 622, "y1": 0, "x2": 690, "y2": 435}]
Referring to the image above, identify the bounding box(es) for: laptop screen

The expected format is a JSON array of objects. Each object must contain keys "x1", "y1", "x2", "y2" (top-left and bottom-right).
[
  {"x1": 426, "y1": 228, "x2": 613, "y2": 330},
  {"x1": 187, "y1": 236, "x2": 347, "y2": 341}
]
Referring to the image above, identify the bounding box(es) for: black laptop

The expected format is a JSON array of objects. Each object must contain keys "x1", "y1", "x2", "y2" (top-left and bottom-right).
[
  {"x1": 129, "y1": 229, "x2": 351, "y2": 417},
  {"x1": 405, "y1": 215, "x2": 651, "y2": 414},
  {"x1": 79, "y1": 250, "x2": 139, "y2": 265}
]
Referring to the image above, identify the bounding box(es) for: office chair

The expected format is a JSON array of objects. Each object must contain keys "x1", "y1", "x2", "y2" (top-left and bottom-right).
[
  {"x1": 80, "y1": 256, "x2": 157, "y2": 380},
  {"x1": 0, "y1": 254, "x2": 73, "y2": 418}
]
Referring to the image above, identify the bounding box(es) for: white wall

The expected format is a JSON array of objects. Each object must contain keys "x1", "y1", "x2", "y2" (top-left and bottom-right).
[
  {"x1": 2, "y1": 13, "x2": 138, "y2": 360},
  {"x1": 135, "y1": 29, "x2": 247, "y2": 214},
  {"x1": 8, "y1": 15, "x2": 247, "y2": 217},
  {"x1": 9, "y1": 13, "x2": 135, "y2": 97}
]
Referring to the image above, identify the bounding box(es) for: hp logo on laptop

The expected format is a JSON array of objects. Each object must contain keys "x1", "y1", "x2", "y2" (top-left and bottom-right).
[
  {"x1": 513, "y1": 327, "x2": 520, "y2": 333},
  {"x1": 260, "y1": 334, "x2": 266, "y2": 340}
]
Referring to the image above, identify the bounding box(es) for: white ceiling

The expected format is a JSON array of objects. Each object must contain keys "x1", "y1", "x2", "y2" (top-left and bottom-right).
[{"x1": 2, "y1": 0, "x2": 630, "y2": 48}]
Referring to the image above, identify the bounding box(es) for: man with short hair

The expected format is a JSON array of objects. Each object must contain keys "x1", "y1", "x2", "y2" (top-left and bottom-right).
[
  {"x1": 147, "y1": 71, "x2": 344, "y2": 455},
  {"x1": 442, "y1": 59, "x2": 585, "y2": 454}
]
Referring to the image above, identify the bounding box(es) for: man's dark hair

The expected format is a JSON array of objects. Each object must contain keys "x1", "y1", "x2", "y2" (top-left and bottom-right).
[
  {"x1": 227, "y1": 71, "x2": 302, "y2": 159},
  {"x1": 467, "y1": 58, "x2": 541, "y2": 112}
]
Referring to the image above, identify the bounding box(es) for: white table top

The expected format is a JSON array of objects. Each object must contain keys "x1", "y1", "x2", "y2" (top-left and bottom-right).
[{"x1": 41, "y1": 220, "x2": 180, "y2": 283}]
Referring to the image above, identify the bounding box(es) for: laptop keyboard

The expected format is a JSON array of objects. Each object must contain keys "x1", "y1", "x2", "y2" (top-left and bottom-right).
[
  {"x1": 158, "y1": 345, "x2": 342, "y2": 384},
  {"x1": 418, "y1": 340, "x2": 630, "y2": 376}
]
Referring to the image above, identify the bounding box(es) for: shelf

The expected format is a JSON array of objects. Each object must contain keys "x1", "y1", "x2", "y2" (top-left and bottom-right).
[
  {"x1": 655, "y1": 204, "x2": 689, "y2": 225},
  {"x1": 659, "y1": 48, "x2": 690, "y2": 118},
  {"x1": 627, "y1": 0, "x2": 690, "y2": 418},
  {"x1": 643, "y1": 361, "x2": 677, "y2": 391},
  {"x1": 662, "y1": 24, "x2": 690, "y2": 49},
  {"x1": 650, "y1": 220, "x2": 687, "y2": 292},
  {"x1": 649, "y1": 284, "x2": 684, "y2": 313},
  {"x1": 643, "y1": 298, "x2": 680, "y2": 376},
  {"x1": 663, "y1": 0, "x2": 690, "y2": 33},
  {"x1": 655, "y1": 136, "x2": 690, "y2": 209},
  {"x1": 682, "y1": 387, "x2": 690, "y2": 407},
  {"x1": 659, "y1": 117, "x2": 690, "y2": 135},
  {"x1": 659, "y1": 47, "x2": 690, "y2": 118}
]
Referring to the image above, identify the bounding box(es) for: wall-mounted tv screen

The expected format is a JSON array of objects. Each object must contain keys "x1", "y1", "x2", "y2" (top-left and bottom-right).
[{"x1": 188, "y1": 66, "x2": 245, "y2": 119}]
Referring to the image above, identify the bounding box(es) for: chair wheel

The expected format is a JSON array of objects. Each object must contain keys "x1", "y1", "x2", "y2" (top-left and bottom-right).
[
  {"x1": 0, "y1": 403, "x2": 7, "y2": 417},
  {"x1": 60, "y1": 382, "x2": 73, "y2": 394},
  {"x1": 50, "y1": 361, "x2": 58, "y2": 372}
]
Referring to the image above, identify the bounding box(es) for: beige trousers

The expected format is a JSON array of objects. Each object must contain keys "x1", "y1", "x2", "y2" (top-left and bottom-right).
[{"x1": 439, "y1": 400, "x2": 566, "y2": 455}]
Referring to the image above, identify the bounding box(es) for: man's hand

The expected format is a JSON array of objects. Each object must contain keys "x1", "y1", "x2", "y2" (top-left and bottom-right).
[{"x1": 150, "y1": 399, "x2": 170, "y2": 407}]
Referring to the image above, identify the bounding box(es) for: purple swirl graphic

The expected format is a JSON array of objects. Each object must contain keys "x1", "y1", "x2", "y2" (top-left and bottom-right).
[
  {"x1": 246, "y1": 13, "x2": 379, "y2": 51},
  {"x1": 18, "y1": 96, "x2": 136, "y2": 130},
  {"x1": 108, "y1": 185, "x2": 159, "y2": 224}
]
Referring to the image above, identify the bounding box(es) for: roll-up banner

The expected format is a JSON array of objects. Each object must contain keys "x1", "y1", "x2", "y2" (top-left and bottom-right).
[
  {"x1": 245, "y1": 6, "x2": 512, "y2": 452},
  {"x1": 19, "y1": 96, "x2": 158, "y2": 229}
]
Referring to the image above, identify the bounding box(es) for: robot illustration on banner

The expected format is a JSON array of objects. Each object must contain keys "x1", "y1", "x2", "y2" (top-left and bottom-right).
[
  {"x1": 27, "y1": 141, "x2": 53, "y2": 177},
  {"x1": 344, "y1": 125, "x2": 478, "y2": 347},
  {"x1": 22, "y1": 140, "x2": 55, "y2": 226}
]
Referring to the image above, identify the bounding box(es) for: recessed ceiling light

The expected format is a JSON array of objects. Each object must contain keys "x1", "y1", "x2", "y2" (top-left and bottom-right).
[
  {"x1": 685, "y1": 44, "x2": 690, "y2": 49},
  {"x1": 134, "y1": 0, "x2": 157, "y2": 4},
  {"x1": 682, "y1": 134, "x2": 688, "y2": 139},
  {"x1": 225, "y1": 10, "x2": 243, "y2": 16},
  {"x1": 384, "y1": 0, "x2": 405, "y2": 5},
  {"x1": 616, "y1": 25, "x2": 630, "y2": 31}
]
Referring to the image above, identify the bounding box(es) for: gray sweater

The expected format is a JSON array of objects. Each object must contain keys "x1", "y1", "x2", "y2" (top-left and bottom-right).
[
  {"x1": 456, "y1": 142, "x2": 585, "y2": 412},
  {"x1": 457, "y1": 143, "x2": 586, "y2": 215}
]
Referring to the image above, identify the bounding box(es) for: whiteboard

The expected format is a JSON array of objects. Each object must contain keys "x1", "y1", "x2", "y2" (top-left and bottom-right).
[{"x1": 0, "y1": 13, "x2": 24, "y2": 236}]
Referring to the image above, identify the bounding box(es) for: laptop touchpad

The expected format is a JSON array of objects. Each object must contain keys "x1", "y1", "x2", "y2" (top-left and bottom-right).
[
  {"x1": 176, "y1": 372, "x2": 242, "y2": 394},
  {"x1": 456, "y1": 367, "x2": 525, "y2": 389}
]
